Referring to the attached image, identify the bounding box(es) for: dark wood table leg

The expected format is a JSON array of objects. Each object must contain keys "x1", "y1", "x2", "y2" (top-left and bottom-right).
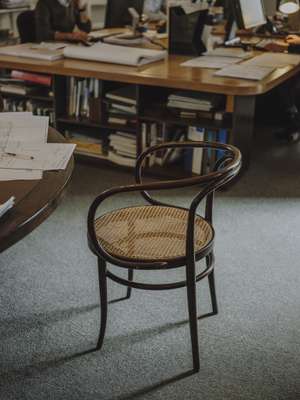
[{"x1": 232, "y1": 95, "x2": 256, "y2": 171}]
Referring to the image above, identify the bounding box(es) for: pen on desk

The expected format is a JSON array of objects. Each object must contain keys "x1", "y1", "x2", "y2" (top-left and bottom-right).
[{"x1": 5, "y1": 152, "x2": 34, "y2": 160}]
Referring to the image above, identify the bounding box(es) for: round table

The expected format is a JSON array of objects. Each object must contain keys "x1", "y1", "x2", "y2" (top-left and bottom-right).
[{"x1": 0, "y1": 128, "x2": 74, "y2": 253}]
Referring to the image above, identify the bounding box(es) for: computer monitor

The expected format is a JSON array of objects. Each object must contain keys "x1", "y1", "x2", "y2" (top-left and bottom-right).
[
  {"x1": 105, "y1": 0, "x2": 144, "y2": 28},
  {"x1": 232, "y1": 0, "x2": 267, "y2": 29}
]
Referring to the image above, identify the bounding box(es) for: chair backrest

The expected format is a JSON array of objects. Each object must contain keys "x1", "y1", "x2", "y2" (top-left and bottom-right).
[
  {"x1": 105, "y1": 0, "x2": 144, "y2": 28},
  {"x1": 17, "y1": 10, "x2": 36, "y2": 43}
]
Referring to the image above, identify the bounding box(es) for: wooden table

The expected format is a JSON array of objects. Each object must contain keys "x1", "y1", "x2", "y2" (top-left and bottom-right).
[
  {"x1": 0, "y1": 46, "x2": 299, "y2": 169},
  {"x1": 0, "y1": 128, "x2": 74, "y2": 253}
]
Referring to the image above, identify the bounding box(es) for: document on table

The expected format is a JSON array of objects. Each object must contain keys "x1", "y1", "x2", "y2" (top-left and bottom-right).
[
  {"x1": 0, "y1": 169, "x2": 43, "y2": 181},
  {"x1": 214, "y1": 64, "x2": 275, "y2": 80},
  {"x1": 242, "y1": 52, "x2": 300, "y2": 68},
  {"x1": 0, "y1": 143, "x2": 76, "y2": 171},
  {"x1": 181, "y1": 56, "x2": 241, "y2": 69},
  {"x1": 0, "y1": 196, "x2": 15, "y2": 218}
]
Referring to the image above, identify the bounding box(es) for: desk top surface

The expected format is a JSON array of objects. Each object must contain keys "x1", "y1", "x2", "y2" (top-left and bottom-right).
[
  {"x1": 0, "y1": 48, "x2": 299, "y2": 95},
  {"x1": 0, "y1": 128, "x2": 74, "y2": 253}
]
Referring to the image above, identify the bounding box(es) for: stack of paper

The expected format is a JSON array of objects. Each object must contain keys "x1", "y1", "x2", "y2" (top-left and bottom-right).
[
  {"x1": 0, "y1": 43, "x2": 65, "y2": 62},
  {"x1": 181, "y1": 47, "x2": 255, "y2": 69},
  {"x1": 214, "y1": 64, "x2": 275, "y2": 81},
  {"x1": 64, "y1": 43, "x2": 167, "y2": 66},
  {"x1": 181, "y1": 56, "x2": 241, "y2": 69},
  {"x1": 203, "y1": 48, "x2": 254, "y2": 60},
  {"x1": 242, "y1": 52, "x2": 300, "y2": 68},
  {"x1": 0, "y1": 112, "x2": 75, "y2": 181}
]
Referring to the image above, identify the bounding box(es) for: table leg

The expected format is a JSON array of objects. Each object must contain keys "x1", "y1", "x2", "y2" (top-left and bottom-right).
[{"x1": 232, "y1": 95, "x2": 256, "y2": 171}]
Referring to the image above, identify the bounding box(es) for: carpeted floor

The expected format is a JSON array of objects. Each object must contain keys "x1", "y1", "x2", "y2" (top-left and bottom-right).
[{"x1": 0, "y1": 128, "x2": 299, "y2": 400}]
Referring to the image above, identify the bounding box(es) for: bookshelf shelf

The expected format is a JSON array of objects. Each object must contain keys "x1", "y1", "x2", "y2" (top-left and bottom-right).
[
  {"x1": 0, "y1": 92, "x2": 54, "y2": 103},
  {"x1": 140, "y1": 105, "x2": 232, "y2": 130},
  {"x1": 0, "y1": 69, "x2": 232, "y2": 177},
  {"x1": 57, "y1": 116, "x2": 137, "y2": 134}
]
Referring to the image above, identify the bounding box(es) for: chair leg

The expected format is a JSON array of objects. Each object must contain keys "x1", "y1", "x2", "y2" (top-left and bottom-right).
[
  {"x1": 207, "y1": 254, "x2": 218, "y2": 315},
  {"x1": 96, "y1": 257, "x2": 107, "y2": 350},
  {"x1": 186, "y1": 262, "x2": 200, "y2": 372},
  {"x1": 126, "y1": 269, "x2": 134, "y2": 299}
]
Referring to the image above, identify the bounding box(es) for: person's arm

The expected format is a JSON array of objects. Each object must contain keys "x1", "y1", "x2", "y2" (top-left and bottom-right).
[{"x1": 286, "y1": 35, "x2": 300, "y2": 54}]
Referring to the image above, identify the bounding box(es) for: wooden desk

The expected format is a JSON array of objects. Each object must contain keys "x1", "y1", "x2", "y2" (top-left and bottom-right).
[
  {"x1": 0, "y1": 128, "x2": 74, "y2": 253},
  {"x1": 0, "y1": 50, "x2": 299, "y2": 169}
]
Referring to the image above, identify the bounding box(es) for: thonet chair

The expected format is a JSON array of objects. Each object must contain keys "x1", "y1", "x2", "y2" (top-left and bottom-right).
[{"x1": 87, "y1": 141, "x2": 241, "y2": 372}]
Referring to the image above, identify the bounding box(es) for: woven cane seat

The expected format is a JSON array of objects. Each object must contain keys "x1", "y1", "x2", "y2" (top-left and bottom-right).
[{"x1": 94, "y1": 206, "x2": 213, "y2": 262}]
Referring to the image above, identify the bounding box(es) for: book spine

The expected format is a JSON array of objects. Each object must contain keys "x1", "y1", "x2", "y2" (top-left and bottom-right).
[{"x1": 11, "y1": 70, "x2": 51, "y2": 87}]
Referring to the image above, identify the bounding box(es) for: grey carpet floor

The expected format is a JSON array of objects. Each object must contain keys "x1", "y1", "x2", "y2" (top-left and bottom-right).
[{"x1": 0, "y1": 129, "x2": 299, "y2": 400}]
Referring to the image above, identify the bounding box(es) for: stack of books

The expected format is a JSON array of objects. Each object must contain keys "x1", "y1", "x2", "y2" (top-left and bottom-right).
[
  {"x1": 184, "y1": 127, "x2": 229, "y2": 175},
  {"x1": 108, "y1": 131, "x2": 137, "y2": 167},
  {"x1": 2, "y1": 98, "x2": 54, "y2": 123},
  {"x1": 1, "y1": 71, "x2": 54, "y2": 124},
  {"x1": 167, "y1": 91, "x2": 225, "y2": 121},
  {"x1": 105, "y1": 86, "x2": 137, "y2": 125},
  {"x1": 0, "y1": 70, "x2": 52, "y2": 97}
]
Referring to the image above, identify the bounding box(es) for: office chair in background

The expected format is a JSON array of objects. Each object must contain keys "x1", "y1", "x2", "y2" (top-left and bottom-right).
[
  {"x1": 17, "y1": 10, "x2": 36, "y2": 43},
  {"x1": 104, "y1": 0, "x2": 144, "y2": 28}
]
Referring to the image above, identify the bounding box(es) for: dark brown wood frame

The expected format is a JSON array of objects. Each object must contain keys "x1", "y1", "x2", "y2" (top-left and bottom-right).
[{"x1": 87, "y1": 141, "x2": 242, "y2": 372}]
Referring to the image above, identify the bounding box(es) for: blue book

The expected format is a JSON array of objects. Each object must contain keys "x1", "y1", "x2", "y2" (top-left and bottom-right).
[{"x1": 216, "y1": 129, "x2": 228, "y2": 161}]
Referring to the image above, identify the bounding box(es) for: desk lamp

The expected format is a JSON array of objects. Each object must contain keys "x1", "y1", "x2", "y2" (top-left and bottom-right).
[{"x1": 279, "y1": 0, "x2": 300, "y2": 14}]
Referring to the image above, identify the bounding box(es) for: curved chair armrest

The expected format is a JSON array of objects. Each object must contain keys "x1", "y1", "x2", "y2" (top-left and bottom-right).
[
  {"x1": 135, "y1": 141, "x2": 241, "y2": 206},
  {"x1": 185, "y1": 164, "x2": 240, "y2": 264}
]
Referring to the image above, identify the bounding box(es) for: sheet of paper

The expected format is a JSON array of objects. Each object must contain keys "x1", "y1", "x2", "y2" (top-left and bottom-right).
[
  {"x1": 242, "y1": 52, "x2": 300, "y2": 68},
  {"x1": 214, "y1": 64, "x2": 275, "y2": 80},
  {"x1": 204, "y1": 48, "x2": 254, "y2": 59},
  {"x1": 0, "y1": 116, "x2": 48, "y2": 151},
  {"x1": 0, "y1": 196, "x2": 15, "y2": 218},
  {"x1": 30, "y1": 42, "x2": 68, "y2": 51},
  {"x1": 0, "y1": 143, "x2": 76, "y2": 171},
  {"x1": 181, "y1": 56, "x2": 241, "y2": 69},
  {"x1": 0, "y1": 169, "x2": 43, "y2": 181},
  {"x1": 0, "y1": 112, "x2": 33, "y2": 117}
]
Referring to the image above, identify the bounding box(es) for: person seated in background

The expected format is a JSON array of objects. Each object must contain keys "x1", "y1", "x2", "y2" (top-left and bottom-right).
[
  {"x1": 35, "y1": 0, "x2": 91, "y2": 43},
  {"x1": 265, "y1": 35, "x2": 300, "y2": 143},
  {"x1": 143, "y1": 0, "x2": 166, "y2": 20}
]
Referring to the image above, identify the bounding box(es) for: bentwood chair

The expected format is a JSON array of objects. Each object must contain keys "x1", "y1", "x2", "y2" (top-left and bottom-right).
[{"x1": 88, "y1": 141, "x2": 241, "y2": 372}]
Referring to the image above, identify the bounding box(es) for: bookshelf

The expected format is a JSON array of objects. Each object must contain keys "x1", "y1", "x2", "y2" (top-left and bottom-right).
[
  {"x1": 0, "y1": 69, "x2": 232, "y2": 177},
  {"x1": 51, "y1": 76, "x2": 232, "y2": 176}
]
